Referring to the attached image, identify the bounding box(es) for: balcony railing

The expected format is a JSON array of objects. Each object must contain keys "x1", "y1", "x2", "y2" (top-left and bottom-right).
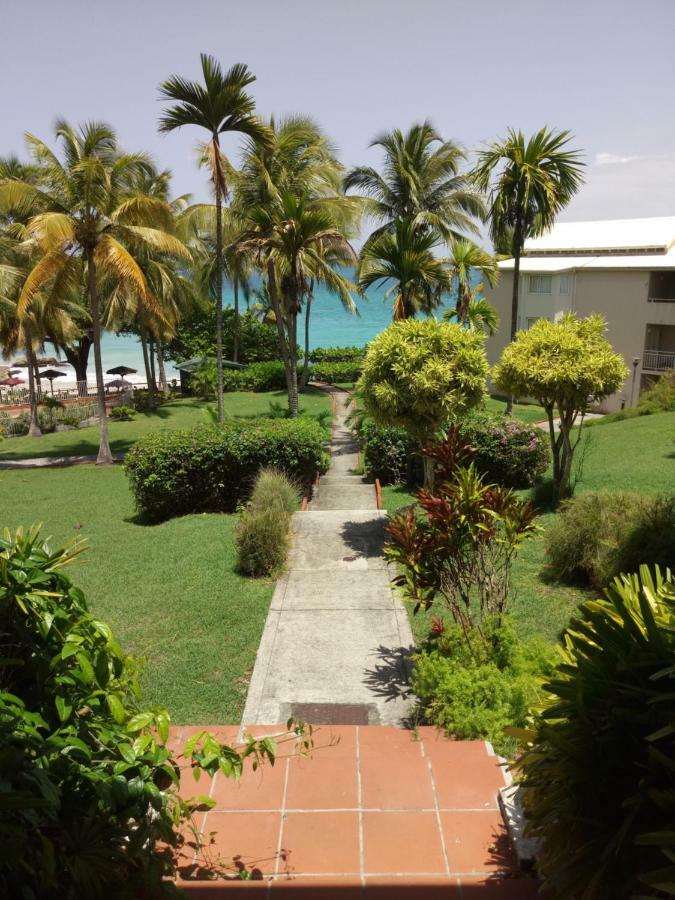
[
  {"x1": 643, "y1": 349, "x2": 675, "y2": 371},
  {"x1": 648, "y1": 296, "x2": 675, "y2": 303}
]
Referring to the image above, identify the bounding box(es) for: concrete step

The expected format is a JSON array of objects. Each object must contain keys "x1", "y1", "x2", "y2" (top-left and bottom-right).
[
  {"x1": 311, "y1": 482, "x2": 377, "y2": 511},
  {"x1": 289, "y1": 509, "x2": 388, "y2": 571}
]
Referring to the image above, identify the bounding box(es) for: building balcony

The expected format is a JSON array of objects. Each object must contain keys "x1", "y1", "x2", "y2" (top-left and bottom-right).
[{"x1": 643, "y1": 348, "x2": 675, "y2": 371}]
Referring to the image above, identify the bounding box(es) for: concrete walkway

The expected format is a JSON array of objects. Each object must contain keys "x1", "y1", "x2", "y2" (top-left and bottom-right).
[
  {"x1": 242, "y1": 388, "x2": 414, "y2": 727},
  {"x1": 0, "y1": 453, "x2": 124, "y2": 469}
]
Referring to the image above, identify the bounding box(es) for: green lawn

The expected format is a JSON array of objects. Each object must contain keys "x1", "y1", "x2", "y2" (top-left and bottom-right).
[
  {"x1": 0, "y1": 389, "x2": 332, "y2": 460},
  {"x1": 0, "y1": 388, "x2": 333, "y2": 723},
  {"x1": 484, "y1": 396, "x2": 547, "y2": 424},
  {"x1": 382, "y1": 411, "x2": 675, "y2": 646}
]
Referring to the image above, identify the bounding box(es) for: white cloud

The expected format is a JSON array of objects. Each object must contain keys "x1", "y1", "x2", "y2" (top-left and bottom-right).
[{"x1": 594, "y1": 152, "x2": 641, "y2": 166}]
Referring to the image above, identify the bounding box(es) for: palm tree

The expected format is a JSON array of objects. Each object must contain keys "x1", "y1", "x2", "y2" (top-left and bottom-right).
[
  {"x1": 233, "y1": 116, "x2": 360, "y2": 398},
  {"x1": 344, "y1": 121, "x2": 485, "y2": 244},
  {"x1": 472, "y1": 128, "x2": 584, "y2": 345},
  {"x1": 158, "y1": 54, "x2": 268, "y2": 423},
  {"x1": 0, "y1": 121, "x2": 190, "y2": 463},
  {"x1": 357, "y1": 217, "x2": 452, "y2": 320},
  {"x1": 446, "y1": 238, "x2": 499, "y2": 324},
  {"x1": 444, "y1": 286, "x2": 499, "y2": 335},
  {"x1": 237, "y1": 193, "x2": 357, "y2": 417}
]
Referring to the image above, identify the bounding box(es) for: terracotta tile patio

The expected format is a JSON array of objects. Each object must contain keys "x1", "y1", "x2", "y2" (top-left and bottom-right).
[{"x1": 170, "y1": 725, "x2": 539, "y2": 896}]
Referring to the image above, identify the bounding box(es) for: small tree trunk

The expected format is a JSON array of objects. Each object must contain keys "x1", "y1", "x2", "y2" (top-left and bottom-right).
[
  {"x1": 25, "y1": 338, "x2": 42, "y2": 437},
  {"x1": 157, "y1": 342, "x2": 169, "y2": 396},
  {"x1": 60, "y1": 334, "x2": 92, "y2": 385},
  {"x1": 288, "y1": 308, "x2": 299, "y2": 419},
  {"x1": 422, "y1": 454, "x2": 435, "y2": 491},
  {"x1": 148, "y1": 339, "x2": 157, "y2": 391},
  {"x1": 300, "y1": 290, "x2": 312, "y2": 390},
  {"x1": 139, "y1": 328, "x2": 156, "y2": 409},
  {"x1": 87, "y1": 248, "x2": 113, "y2": 466},
  {"x1": 506, "y1": 222, "x2": 524, "y2": 416},
  {"x1": 214, "y1": 157, "x2": 225, "y2": 424},
  {"x1": 267, "y1": 260, "x2": 294, "y2": 411},
  {"x1": 233, "y1": 277, "x2": 240, "y2": 364}
]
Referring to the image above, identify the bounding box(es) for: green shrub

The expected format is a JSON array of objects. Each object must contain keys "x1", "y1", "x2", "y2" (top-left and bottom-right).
[
  {"x1": 250, "y1": 467, "x2": 301, "y2": 516},
  {"x1": 222, "y1": 360, "x2": 288, "y2": 392},
  {"x1": 167, "y1": 307, "x2": 283, "y2": 365},
  {"x1": 124, "y1": 418, "x2": 327, "y2": 522},
  {"x1": 544, "y1": 490, "x2": 675, "y2": 588},
  {"x1": 110, "y1": 405, "x2": 136, "y2": 421},
  {"x1": 360, "y1": 420, "x2": 419, "y2": 484},
  {"x1": 516, "y1": 566, "x2": 675, "y2": 898},
  {"x1": 412, "y1": 619, "x2": 553, "y2": 754},
  {"x1": 459, "y1": 412, "x2": 550, "y2": 488},
  {"x1": 308, "y1": 345, "x2": 365, "y2": 363},
  {"x1": 309, "y1": 360, "x2": 364, "y2": 384},
  {"x1": 0, "y1": 526, "x2": 290, "y2": 898},
  {"x1": 639, "y1": 370, "x2": 675, "y2": 412}
]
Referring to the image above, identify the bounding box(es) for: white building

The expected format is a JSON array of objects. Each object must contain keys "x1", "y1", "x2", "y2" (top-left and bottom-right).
[{"x1": 485, "y1": 216, "x2": 675, "y2": 411}]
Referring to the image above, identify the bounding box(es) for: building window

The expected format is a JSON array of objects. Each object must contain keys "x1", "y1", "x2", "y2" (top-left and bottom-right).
[
  {"x1": 559, "y1": 274, "x2": 569, "y2": 294},
  {"x1": 526, "y1": 317, "x2": 540, "y2": 330},
  {"x1": 529, "y1": 274, "x2": 552, "y2": 293}
]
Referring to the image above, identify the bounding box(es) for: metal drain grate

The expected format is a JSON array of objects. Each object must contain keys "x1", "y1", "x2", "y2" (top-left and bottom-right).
[{"x1": 289, "y1": 702, "x2": 372, "y2": 725}]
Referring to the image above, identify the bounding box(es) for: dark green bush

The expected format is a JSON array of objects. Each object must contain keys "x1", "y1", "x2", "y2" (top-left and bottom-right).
[
  {"x1": 544, "y1": 490, "x2": 675, "y2": 588},
  {"x1": 124, "y1": 418, "x2": 327, "y2": 522},
  {"x1": 517, "y1": 567, "x2": 675, "y2": 898},
  {"x1": 222, "y1": 360, "x2": 288, "y2": 392},
  {"x1": 308, "y1": 346, "x2": 365, "y2": 363},
  {"x1": 309, "y1": 360, "x2": 363, "y2": 384},
  {"x1": 459, "y1": 412, "x2": 550, "y2": 488},
  {"x1": 412, "y1": 619, "x2": 553, "y2": 754},
  {"x1": 360, "y1": 420, "x2": 419, "y2": 484},
  {"x1": 0, "y1": 526, "x2": 288, "y2": 898},
  {"x1": 110, "y1": 405, "x2": 136, "y2": 421},
  {"x1": 167, "y1": 307, "x2": 283, "y2": 365}
]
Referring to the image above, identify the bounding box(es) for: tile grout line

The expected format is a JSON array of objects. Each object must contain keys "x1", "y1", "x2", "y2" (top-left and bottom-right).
[
  {"x1": 355, "y1": 725, "x2": 365, "y2": 894},
  {"x1": 421, "y1": 736, "x2": 452, "y2": 879},
  {"x1": 272, "y1": 754, "x2": 291, "y2": 891}
]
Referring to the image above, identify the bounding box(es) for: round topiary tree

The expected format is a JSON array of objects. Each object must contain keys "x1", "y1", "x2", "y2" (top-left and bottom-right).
[
  {"x1": 358, "y1": 318, "x2": 489, "y2": 485},
  {"x1": 493, "y1": 313, "x2": 627, "y2": 505}
]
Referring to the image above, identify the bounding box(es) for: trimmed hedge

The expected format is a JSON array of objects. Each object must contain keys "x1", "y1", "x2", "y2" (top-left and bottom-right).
[
  {"x1": 459, "y1": 412, "x2": 550, "y2": 489},
  {"x1": 222, "y1": 360, "x2": 288, "y2": 393},
  {"x1": 124, "y1": 418, "x2": 327, "y2": 522},
  {"x1": 360, "y1": 420, "x2": 419, "y2": 484},
  {"x1": 309, "y1": 360, "x2": 363, "y2": 384},
  {"x1": 308, "y1": 346, "x2": 365, "y2": 363}
]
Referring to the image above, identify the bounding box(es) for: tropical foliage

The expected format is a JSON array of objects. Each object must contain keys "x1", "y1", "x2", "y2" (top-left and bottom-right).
[
  {"x1": 515, "y1": 566, "x2": 675, "y2": 899},
  {"x1": 494, "y1": 313, "x2": 627, "y2": 504},
  {"x1": 0, "y1": 525, "x2": 306, "y2": 899}
]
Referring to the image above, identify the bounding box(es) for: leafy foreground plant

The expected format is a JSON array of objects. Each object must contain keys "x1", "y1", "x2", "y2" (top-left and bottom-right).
[
  {"x1": 0, "y1": 526, "x2": 309, "y2": 899},
  {"x1": 514, "y1": 566, "x2": 675, "y2": 899},
  {"x1": 385, "y1": 427, "x2": 538, "y2": 636}
]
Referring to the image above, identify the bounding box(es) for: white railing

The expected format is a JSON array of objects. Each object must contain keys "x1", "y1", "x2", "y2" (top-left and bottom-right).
[
  {"x1": 643, "y1": 349, "x2": 675, "y2": 371},
  {"x1": 0, "y1": 381, "x2": 148, "y2": 407}
]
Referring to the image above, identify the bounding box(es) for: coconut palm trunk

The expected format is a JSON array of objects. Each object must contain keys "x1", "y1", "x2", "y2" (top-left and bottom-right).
[
  {"x1": 214, "y1": 173, "x2": 225, "y2": 423},
  {"x1": 86, "y1": 249, "x2": 113, "y2": 465},
  {"x1": 139, "y1": 327, "x2": 156, "y2": 409},
  {"x1": 300, "y1": 290, "x2": 312, "y2": 390},
  {"x1": 233, "y1": 277, "x2": 240, "y2": 363},
  {"x1": 506, "y1": 218, "x2": 524, "y2": 415},
  {"x1": 266, "y1": 260, "x2": 295, "y2": 413},
  {"x1": 157, "y1": 342, "x2": 169, "y2": 395},
  {"x1": 25, "y1": 338, "x2": 41, "y2": 436}
]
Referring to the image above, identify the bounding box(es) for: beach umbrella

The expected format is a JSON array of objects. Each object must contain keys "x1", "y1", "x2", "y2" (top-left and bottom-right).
[
  {"x1": 106, "y1": 365, "x2": 137, "y2": 377},
  {"x1": 37, "y1": 368, "x2": 67, "y2": 395},
  {"x1": 0, "y1": 376, "x2": 23, "y2": 387},
  {"x1": 106, "y1": 378, "x2": 132, "y2": 391}
]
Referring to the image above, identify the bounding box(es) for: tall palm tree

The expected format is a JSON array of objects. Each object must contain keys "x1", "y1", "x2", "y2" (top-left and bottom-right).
[
  {"x1": 357, "y1": 217, "x2": 452, "y2": 320},
  {"x1": 472, "y1": 128, "x2": 584, "y2": 345},
  {"x1": 344, "y1": 121, "x2": 485, "y2": 244},
  {"x1": 233, "y1": 116, "x2": 360, "y2": 394},
  {"x1": 237, "y1": 193, "x2": 357, "y2": 417},
  {"x1": 158, "y1": 54, "x2": 268, "y2": 423},
  {"x1": 0, "y1": 121, "x2": 190, "y2": 463},
  {"x1": 447, "y1": 238, "x2": 499, "y2": 324}
]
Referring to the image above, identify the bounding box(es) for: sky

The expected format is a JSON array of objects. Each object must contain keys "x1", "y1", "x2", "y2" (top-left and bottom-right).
[{"x1": 2, "y1": 0, "x2": 675, "y2": 235}]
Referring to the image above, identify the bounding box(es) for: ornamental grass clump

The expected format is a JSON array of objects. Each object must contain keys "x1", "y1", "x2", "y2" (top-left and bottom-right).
[
  {"x1": 235, "y1": 469, "x2": 300, "y2": 576},
  {"x1": 514, "y1": 566, "x2": 675, "y2": 899}
]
